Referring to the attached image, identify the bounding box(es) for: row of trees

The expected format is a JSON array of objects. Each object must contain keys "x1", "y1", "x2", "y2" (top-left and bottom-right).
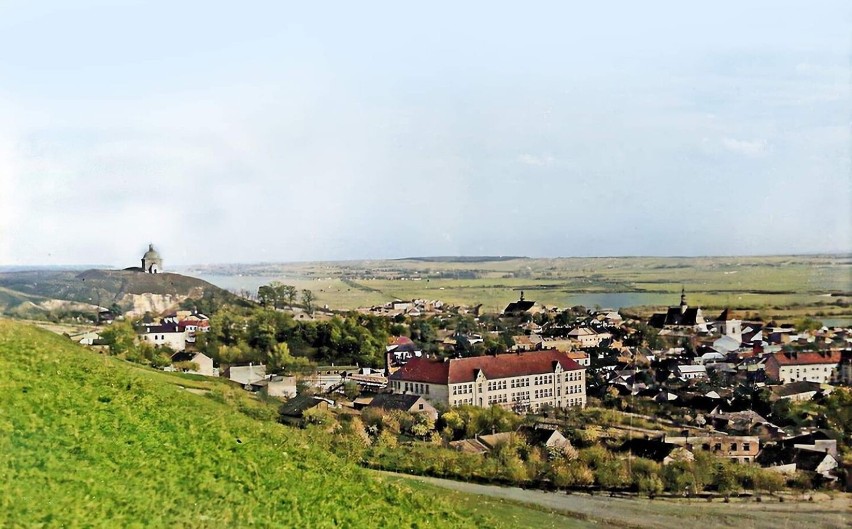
[
  {"x1": 257, "y1": 282, "x2": 316, "y2": 314},
  {"x1": 197, "y1": 305, "x2": 392, "y2": 370}
]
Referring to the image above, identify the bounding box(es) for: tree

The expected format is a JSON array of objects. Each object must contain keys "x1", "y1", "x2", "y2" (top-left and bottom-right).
[
  {"x1": 258, "y1": 285, "x2": 278, "y2": 309},
  {"x1": 342, "y1": 381, "x2": 361, "y2": 401},
  {"x1": 301, "y1": 289, "x2": 315, "y2": 315},
  {"x1": 267, "y1": 342, "x2": 311, "y2": 374},
  {"x1": 282, "y1": 285, "x2": 298, "y2": 308},
  {"x1": 100, "y1": 320, "x2": 137, "y2": 356}
]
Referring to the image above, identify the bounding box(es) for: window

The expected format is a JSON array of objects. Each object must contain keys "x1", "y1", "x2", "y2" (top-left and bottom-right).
[
  {"x1": 425, "y1": 385, "x2": 429, "y2": 395},
  {"x1": 743, "y1": 443, "x2": 750, "y2": 452},
  {"x1": 418, "y1": 404, "x2": 424, "y2": 410},
  {"x1": 714, "y1": 443, "x2": 721, "y2": 451},
  {"x1": 730, "y1": 443, "x2": 737, "y2": 451}
]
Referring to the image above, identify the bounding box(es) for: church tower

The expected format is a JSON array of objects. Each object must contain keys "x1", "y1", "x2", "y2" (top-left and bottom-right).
[{"x1": 141, "y1": 244, "x2": 163, "y2": 273}]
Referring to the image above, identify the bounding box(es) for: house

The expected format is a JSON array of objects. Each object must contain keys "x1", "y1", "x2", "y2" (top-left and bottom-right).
[
  {"x1": 712, "y1": 309, "x2": 743, "y2": 343},
  {"x1": 665, "y1": 435, "x2": 760, "y2": 463},
  {"x1": 449, "y1": 432, "x2": 517, "y2": 454},
  {"x1": 228, "y1": 364, "x2": 267, "y2": 386},
  {"x1": 279, "y1": 395, "x2": 332, "y2": 425},
  {"x1": 138, "y1": 323, "x2": 187, "y2": 351},
  {"x1": 262, "y1": 376, "x2": 297, "y2": 398},
  {"x1": 366, "y1": 393, "x2": 438, "y2": 421},
  {"x1": 712, "y1": 335, "x2": 741, "y2": 355},
  {"x1": 619, "y1": 438, "x2": 694, "y2": 465},
  {"x1": 169, "y1": 351, "x2": 216, "y2": 377},
  {"x1": 767, "y1": 380, "x2": 826, "y2": 402},
  {"x1": 673, "y1": 364, "x2": 707, "y2": 381},
  {"x1": 764, "y1": 350, "x2": 841, "y2": 384},
  {"x1": 511, "y1": 334, "x2": 543, "y2": 352},
  {"x1": 517, "y1": 425, "x2": 573, "y2": 454},
  {"x1": 565, "y1": 351, "x2": 590, "y2": 367},
  {"x1": 388, "y1": 349, "x2": 586, "y2": 412},
  {"x1": 757, "y1": 445, "x2": 839, "y2": 479},
  {"x1": 567, "y1": 327, "x2": 605, "y2": 348},
  {"x1": 648, "y1": 289, "x2": 707, "y2": 332}
]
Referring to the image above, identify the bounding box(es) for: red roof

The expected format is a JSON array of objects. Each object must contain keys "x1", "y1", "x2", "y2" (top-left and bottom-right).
[
  {"x1": 390, "y1": 349, "x2": 583, "y2": 385},
  {"x1": 768, "y1": 350, "x2": 841, "y2": 366}
]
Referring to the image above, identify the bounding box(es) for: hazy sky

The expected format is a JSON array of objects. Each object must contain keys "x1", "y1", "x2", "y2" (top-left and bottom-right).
[{"x1": 1, "y1": 1, "x2": 850, "y2": 266}]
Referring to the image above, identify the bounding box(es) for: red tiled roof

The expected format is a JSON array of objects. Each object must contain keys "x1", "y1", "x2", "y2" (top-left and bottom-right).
[
  {"x1": 389, "y1": 349, "x2": 583, "y2": 385},
  {"x1": 768, "y1": 350, "x2": 841, "y2": 366}
]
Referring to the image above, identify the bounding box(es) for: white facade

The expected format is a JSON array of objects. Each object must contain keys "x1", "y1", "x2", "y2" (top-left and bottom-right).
[{"x1": 390, "y1": 365, "x2": 586, "y2": 412}]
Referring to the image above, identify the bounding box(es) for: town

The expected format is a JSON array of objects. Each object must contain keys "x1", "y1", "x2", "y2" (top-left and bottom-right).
[{"x1": 70, "y1": 245, "x2": 852, "y2": 496}]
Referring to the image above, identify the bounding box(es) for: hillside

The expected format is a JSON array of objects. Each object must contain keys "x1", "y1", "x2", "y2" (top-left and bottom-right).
[
  {"x1": 0, "y1": 320, "x2": 499, "y2": 527},
  {"x1": 0, "y1": 269, "x2": 245, "y2": 316}
]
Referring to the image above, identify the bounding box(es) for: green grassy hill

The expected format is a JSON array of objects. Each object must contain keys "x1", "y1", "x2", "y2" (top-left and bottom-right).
[{"x1": 0, "y1": 320, "x2": 494, "y2": 528}]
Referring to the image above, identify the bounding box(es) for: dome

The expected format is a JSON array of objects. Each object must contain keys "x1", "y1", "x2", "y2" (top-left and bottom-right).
[{"x1": 143, "y1": 244, "x2": 160, "y2": 259}]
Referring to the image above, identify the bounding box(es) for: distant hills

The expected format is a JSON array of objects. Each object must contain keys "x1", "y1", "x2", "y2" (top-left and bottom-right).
[
  {"x1": 399, "y1": 256, "x2": 528, "y2": 262},
  {"x1": 0, "y1": 269, "x2": 242, "y2": 316}
]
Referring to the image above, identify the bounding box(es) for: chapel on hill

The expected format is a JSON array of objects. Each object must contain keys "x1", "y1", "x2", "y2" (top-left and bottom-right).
[{"x1": 141, "y1": 244, "x2": 163, "y2": 273}]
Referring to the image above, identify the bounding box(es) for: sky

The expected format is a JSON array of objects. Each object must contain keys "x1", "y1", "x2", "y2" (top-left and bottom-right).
[{"x1": 0, "y1": 0, "x2": 850, "y2": 266}]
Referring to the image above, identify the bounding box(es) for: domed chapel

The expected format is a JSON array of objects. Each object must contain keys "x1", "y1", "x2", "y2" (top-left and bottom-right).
[{"x1": 141, "y1": 244, "x2": 163, "y2": 273}]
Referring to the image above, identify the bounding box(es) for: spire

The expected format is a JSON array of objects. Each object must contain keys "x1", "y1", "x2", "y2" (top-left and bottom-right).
[
  {"x1": 520, "y1": 290, "x2": 525, "y2": 302},
  {"x1": 680, "y1": 286, "x2": 687, "y2": 314},
  {"x1": 149, "y1": 243, "x2": 154, "y2": 251}
]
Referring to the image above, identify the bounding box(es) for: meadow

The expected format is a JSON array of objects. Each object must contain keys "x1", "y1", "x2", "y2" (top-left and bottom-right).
[
  {"x1": 186, "y1": 255, "x2": 852, "y2": 323},
  {"x1": 0, "y1": 319, "x2": 508, "y2": 528}
]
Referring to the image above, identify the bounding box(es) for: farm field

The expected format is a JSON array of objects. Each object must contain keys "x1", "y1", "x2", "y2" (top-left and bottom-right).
[{"x1": 184, "y1": 255, "x2": 852, "y2": 323}]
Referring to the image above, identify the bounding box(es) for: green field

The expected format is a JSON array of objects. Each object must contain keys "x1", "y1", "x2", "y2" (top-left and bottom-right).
[
  {"x1": 187, "y1": 255, "x2": 852, "y2": 322},
  {"x1": 0, "y1": 319, "x2": 515, "y2": 528}
]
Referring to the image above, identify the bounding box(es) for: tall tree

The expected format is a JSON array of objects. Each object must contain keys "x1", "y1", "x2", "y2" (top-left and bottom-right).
[{"x1": 301, "y1": 289, "x2": 315, "y2": 315}]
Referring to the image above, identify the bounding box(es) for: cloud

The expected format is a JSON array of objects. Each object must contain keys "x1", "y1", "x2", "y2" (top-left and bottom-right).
[{"x1": 720, "y1": 137, "x2": 770, "y2": 157}]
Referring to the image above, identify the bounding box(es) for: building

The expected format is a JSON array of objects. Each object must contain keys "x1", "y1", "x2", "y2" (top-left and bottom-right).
[
  {"x1": 567, "y1": 327, "x2": 606, "y2": 348},
  {"x1": 388, "y1": 349, "x2": 586, "y2": 412},
  {"x1": 141, "y1": 243, "x2": 163, "y2": 273},
  {"x1": 139, "y1": 323, "x2": 186, "y2": 351},
  {"x1": 648, "y1": 288, "x2": 707, "y2": 332},
  {"x1": 673, "y1": 364, "x2": 708, "y2": 380},
  {"x1": 712, "y1": 309, "x2": 742, "y2": 343},
  {"x1": 366, "y1": 393, "x2": 438, "y2": 422},
  {"x1": 764, "y1": 350, "x2": 841, "y2": 384},
  {"x1": 169, "y1": 351, "x2": 216, "y2": 377},
  {"x1": 503, "y1": 292, "x2": 535, "y2": 316},
  {"x1": 665, "y1": 434, "x2": 760, "y2": 463}
]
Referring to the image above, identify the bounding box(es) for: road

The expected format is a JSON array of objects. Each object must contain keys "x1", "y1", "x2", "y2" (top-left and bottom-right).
[{"x1": 385, "y1": 472, "x2": 851, "y2": 529}]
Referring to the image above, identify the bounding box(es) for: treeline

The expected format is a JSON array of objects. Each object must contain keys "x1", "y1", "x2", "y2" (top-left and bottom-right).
[
  {"x1": 295, "y1": 404, "x2": 807, "y2": 497},
  {"x1": 196, "y1": 306, "x2": 392, "y2": 370}
]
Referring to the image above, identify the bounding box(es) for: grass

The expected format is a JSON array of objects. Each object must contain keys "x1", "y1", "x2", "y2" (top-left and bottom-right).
[
  {"x1": 185, "y1": 255, "x2": 852, "y2": 322},
  {"x1": 0, "y1": 319, "x2": 511, "y2": 528}
]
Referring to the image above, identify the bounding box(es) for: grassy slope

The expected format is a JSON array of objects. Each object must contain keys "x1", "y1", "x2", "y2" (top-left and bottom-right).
[{"x1": 0, "y1": 320, "x2": 499, "y2": 528}]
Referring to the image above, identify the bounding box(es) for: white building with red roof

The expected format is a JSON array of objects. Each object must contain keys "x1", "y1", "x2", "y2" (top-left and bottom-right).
[
  {"x1": 765, "y1": 350, "x2": 842, "y2": 384},
  {"x1": 388, "y1": 349, "x2": 586, "y2": 412}
]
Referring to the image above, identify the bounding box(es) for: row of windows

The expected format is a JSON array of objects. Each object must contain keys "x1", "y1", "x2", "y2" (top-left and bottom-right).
[
  {"x1": 452, "y1": 384, "x2": 473, "y2": 395},
  {"x1": 565, "y1": 371, "x2": 582, "y2": 382},
  {"x1": 533, "y1": 375, "x2": 554, "y2": 385},
  {"x1": 487, "y1": 380, "x2": 507, "y2": 391},
  {"x1": 701, "y1": 442, "x2": 751, "y2": 452},
  {"x1": 512, "y1": 391, "x2": 530, "y2": 402},
  {"x1": 534, "y1": 388, "x2": 553, "y2": 399},
  {"x1": 510, "y1": 378, "x2": 530, "y2": 388},
  {"x1": 568, "y1": 384, "x2": 582, "y2": 394},
  {"x1": 404, "y1": 382, "x2": 430, "y2": 395},
  {"x1": 488, "y1": 394, "x2": 508, "y2": 404}
]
